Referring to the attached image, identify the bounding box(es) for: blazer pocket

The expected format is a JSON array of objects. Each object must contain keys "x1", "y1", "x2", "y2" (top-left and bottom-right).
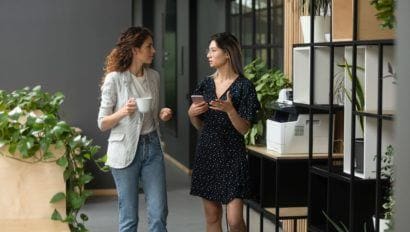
[{"x1": 108, "y1": 133, "x2": 125, "y2": 142}]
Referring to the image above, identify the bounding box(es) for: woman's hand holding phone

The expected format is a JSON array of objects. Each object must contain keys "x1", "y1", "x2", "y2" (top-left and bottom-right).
[
  {"x1": 188, "y1": 95, "x2": 208, "y2": 117},
  {"x1": 191, "y1": 95, "x2": 205, "y2": 103}
]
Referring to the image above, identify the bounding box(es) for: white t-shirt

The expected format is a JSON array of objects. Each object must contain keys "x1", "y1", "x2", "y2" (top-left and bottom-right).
[{"x1": 132, "y1": 72, "x2": 155, "y2": 135}]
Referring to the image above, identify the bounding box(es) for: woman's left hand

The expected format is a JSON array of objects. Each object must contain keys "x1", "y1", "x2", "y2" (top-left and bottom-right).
[
  {"x1": 209, "y1": 91, "x2": 235, "y2": 114},
  {"x1": 159, "y1": 107, "x2": 173, "y2": 121}
]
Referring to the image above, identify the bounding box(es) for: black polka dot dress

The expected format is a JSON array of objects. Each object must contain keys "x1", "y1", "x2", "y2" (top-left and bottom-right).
[{"x1": 190, "y1": 75, "x2": 260, "y2": 204}]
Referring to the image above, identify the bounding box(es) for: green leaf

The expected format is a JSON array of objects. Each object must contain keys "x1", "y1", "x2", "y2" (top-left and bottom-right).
[
  {"x1": 83, "y1": 190, "x2": 93, "y2": 198},
  {"x1": 322, "y1": 211, "x2": 347, "y2": 232},
  {"x1": 255, "y1": 83, "x2": 265, "y2": 91},
  {"x1": 56, "y1": 156, "x2": 68, "y2": 168},
  {"x1": 68, "y1": 191, "x2": 84, "y2": 210},
  {"x1": 43, "y1": 150, "x2": 54, "y2": 160},
  {"x1": 8, "y1": 106, "x2": 23, "y2": 120},
  {"x1": 50, "y1": 192, "x2": 66, "y2": 203},
  {"x1": 0, "y1": 139, "x2": 6, "y2": 148},
  {"x1": 32, "y1": 85, "x2": 42, "y2": 91},
  {"x1": 96, "y1": 154, "x2": 107, "y2": 163},
  {"x1": 63, "y1": 168, "x2": 72, "y2": 181},
  {"x1": 51, "y1": 209, "x2": 63, "y2": 221},
  {"x1": 64, "y1": 214, "x2": 75, "y2": 223},
  {"x1": 80, "y1": 213, "x2": 89, "y2": 222},
  {"x1": 55, "y1": 140, "x2": 64, "y2": 149},
  {"x1": 83, "y1": 153, "x2": 91, "y2": 160},
  {"x1": 8, "y1": 143, "x2": 17, "y2": 154},
  {"x1": 79, "y1": 174, "x2": 93, "y2": 185}
]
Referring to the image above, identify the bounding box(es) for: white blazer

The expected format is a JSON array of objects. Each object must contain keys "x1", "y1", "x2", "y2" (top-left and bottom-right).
[{"x1": 97, "y1": 68, "x2": 162, "y2": 169}]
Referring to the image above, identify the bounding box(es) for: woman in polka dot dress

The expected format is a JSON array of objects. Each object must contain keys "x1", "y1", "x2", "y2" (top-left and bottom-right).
[{"x1": 188, "y1": 32, "x2": 260, "y2": 232}]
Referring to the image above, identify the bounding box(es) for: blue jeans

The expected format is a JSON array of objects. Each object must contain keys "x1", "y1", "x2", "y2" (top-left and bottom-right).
[{"x1": 111, "y1": 131, "x2": 168, "y2": 232}]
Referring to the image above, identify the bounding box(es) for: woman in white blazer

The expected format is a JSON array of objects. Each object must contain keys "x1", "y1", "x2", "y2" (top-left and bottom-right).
[{"x1": 97, "y1": 26, "x2": 172, "y2": 232}]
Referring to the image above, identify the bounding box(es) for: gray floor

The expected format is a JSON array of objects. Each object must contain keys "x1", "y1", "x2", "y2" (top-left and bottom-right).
[
  {"x1": 81, "y1": 160, "x2": 277, "y2": 232},
  {"x1": 81, "y1": 160, "x2": 206, "y2": 232}
]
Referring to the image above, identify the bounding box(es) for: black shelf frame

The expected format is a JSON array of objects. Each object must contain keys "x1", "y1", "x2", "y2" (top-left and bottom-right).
[
  {"x1": 291, "y1": 0, "x2": 395, "y2": 231},
  {"x1": 246, "y1": 150, "x2": 314, "y2": 232},
  {"x1": 245, "y1": 147, "x2": 340, "y2": 232}
]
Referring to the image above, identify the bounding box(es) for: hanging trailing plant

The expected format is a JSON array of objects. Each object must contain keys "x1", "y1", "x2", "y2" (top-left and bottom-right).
[
  {"x1": 0, "y1": 86, "x2": 107, "y2": 232},
  {"x1": 370, "y1": 0, "x2": 396, "y2": 29}
]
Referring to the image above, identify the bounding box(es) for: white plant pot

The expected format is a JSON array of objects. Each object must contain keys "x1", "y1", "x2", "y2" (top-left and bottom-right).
[
  {"x1": 373, "y1": 216, "x2": 390, "y2": 232},
  {"x1": 300, "y1": 16, "x2": 330, "y2": 43}
]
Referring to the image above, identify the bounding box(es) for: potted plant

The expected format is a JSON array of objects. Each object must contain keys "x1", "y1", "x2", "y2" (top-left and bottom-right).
[
  {"x1": 0, "y1": 86, "x2": 104, "y2": 232},
  {"x1": 299, "y1": 0, "x2": 331, "y2": 43},
  {"x1": 335, "y1": 58, "x2": 366, "y2": 174},
  {"x1": 243, "y1": 58, "x2": 292, "y2": 145}
]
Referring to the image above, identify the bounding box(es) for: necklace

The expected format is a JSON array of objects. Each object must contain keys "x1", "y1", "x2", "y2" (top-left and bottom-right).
[{"x1": 130, "y1": 67, "x2": 144, "y2": 77}]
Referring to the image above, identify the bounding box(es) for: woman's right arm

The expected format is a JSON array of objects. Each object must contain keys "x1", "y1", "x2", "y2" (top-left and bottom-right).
[
  {"x1": 188, "y1": 102, "x2": 208, "y2": 130},
  {"x1": 99, "y1": 99, "x2": 136, "y2": 131},
  {"x1": 97, "y1": 75, "x2": 136, "y2": 132}
]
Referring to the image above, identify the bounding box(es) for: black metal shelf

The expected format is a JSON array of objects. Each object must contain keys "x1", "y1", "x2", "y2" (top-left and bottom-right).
[
  {"x1": 293, "y1": 103, "x2": 344, "y2": 113},
  {"x1": 354, "y1": 111, "x2": 395, "y2": 121},
  {"x1": 293, "y1": 39, "x2": 395, "y2": 48},
  {"x1": 244, "y1": 199, "x2": 276, "y2": 222},
  {"x1": 310, "y1": 165, "x2": 377, "y2": 183},
  {"x1": 299, "y1": 1, "x2": 395, "y2": 231}
]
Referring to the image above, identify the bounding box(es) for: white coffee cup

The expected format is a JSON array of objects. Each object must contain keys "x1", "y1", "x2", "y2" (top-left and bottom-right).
[{"x1": 135, "y1": 97, "x2": 152, "y2": 113}]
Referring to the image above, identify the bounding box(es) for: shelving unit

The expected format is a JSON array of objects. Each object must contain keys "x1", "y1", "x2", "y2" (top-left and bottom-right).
[
  {"x1": 291, "y1": 0, "x2": 396, "y2": 231},
  {"x1": 245, "y1": 145, "x2": 342, "y2": 232}
]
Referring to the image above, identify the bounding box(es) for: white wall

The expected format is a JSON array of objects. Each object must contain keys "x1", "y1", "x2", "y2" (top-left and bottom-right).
[
  {"x1": 0, "y1": 0, "x2": 132, "y2": 188},
  {"x1": 395, "y1": 0, "x2": 410, "y2": 230}
]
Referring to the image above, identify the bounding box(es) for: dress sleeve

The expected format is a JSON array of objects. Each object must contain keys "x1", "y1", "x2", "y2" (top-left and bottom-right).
[
  {"x1": 189, "y1": 78, "x2": 208, "y2": 103},
  {"x1": 237, "y1": 81, "x2": 260, "y2": 124}
]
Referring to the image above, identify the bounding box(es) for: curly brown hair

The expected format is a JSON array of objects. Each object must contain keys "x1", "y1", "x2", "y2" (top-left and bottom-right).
[{"x1": 101, "y1": 26, "x2": 153, "y2": 85}]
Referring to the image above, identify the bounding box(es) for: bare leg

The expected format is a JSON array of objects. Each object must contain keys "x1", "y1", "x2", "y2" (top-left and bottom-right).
[
  {"x1": 227, "y1": 198, "x2": 246, "y2": 232},
  {"x1": 202, "y1": 198, "x2": 223, "y2": 232}
]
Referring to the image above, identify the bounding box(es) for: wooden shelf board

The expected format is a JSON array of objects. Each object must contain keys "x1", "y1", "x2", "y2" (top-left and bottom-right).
[
  {"x1": 265, "y1": 207, "x2": 308, "y2": 217},
  {"x1": 247, "y1": 145, "x2": 343, "y2": 160}
]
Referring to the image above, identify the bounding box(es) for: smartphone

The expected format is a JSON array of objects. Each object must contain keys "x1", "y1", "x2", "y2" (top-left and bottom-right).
[{"x1": 191, "y1": 95, "x2": 205, "y2": 103}]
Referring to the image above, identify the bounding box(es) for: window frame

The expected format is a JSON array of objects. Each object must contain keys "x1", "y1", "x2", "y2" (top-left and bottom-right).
[{"x1": 228, "y1": 0, "x2": 284, "y2": 69}]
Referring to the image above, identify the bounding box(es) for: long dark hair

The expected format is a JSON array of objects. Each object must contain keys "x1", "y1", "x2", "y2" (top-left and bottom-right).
[
  {"x1": 101, "y1": 26, "x2": 153, "y2": 85},
  {"x1": 210, "y1": 32, "x2": 243, "y2": 75}
]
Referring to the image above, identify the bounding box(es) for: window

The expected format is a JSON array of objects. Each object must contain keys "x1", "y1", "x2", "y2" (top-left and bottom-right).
[{"x1": 229, "y1": 0, "x2": 284, "y2": 69}]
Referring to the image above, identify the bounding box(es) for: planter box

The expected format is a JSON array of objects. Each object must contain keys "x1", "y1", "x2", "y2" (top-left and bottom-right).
[
  {"x1": 300, "y1": 16, "x2": 330, "y2": 43},
  {"x1": 0, "y1": 146, "x2": 69, "y2": 231},
  {"x1": 293, "y1": 46, "x2": 344, "y2": 105},
  {"x1": 332, "y1": 0, "x2": 395, "y2": 41}
]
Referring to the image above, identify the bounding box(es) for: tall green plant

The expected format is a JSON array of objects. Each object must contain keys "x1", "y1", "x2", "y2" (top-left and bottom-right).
[
  {"x1": 335, "y1": 59, "x2": 365, "y2": 132},
  {"x1": 243, "y1": 59, "x2": 291, "y2": 145},
  {"x1": 0, "y1": 86, "x2": 106, "y2": 232}
]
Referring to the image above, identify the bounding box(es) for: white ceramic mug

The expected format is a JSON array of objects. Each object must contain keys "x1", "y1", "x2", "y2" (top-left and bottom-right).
[{"x1": 135, "y1": 97, "x2": 152, "y2": 113}]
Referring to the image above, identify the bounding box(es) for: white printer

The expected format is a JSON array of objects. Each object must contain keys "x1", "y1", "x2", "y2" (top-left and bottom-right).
[{"x1": 266, "y1": 102, "x2": 332, "y2": 154}]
